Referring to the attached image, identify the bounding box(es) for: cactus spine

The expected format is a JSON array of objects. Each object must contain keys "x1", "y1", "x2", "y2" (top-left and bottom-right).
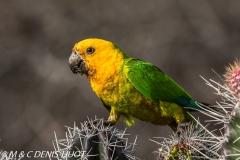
[{"x1": 53, "y1": 118, "x2": 138, "y2": 160}]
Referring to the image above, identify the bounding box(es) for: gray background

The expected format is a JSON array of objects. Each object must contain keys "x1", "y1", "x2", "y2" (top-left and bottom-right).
[{"x1": 0, "y1": 0, "x2": 239, "y2": 159}]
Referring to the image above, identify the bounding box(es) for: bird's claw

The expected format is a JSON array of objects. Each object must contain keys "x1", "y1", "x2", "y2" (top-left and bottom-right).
[{"x1": 86, "y1": 118, "x2": 116, "y2": 128}]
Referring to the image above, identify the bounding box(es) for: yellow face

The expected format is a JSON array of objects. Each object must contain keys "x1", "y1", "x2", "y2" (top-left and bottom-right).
[
  {"x1": 69, "y1": 38, "x2": 125, "y2": 80},
  {"x1": 73, "y1": 38, "x2": 115, "y2": 64}
]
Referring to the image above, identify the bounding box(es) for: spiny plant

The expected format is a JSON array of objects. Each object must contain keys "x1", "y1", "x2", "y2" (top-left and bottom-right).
[
  {"x1": 151, "y1": 121, "x2": 223, "y2": 159},
  {"x1": 201, "y1": 59, "x2": 240, "y2": 159},
  {"x1": 224, "y1": 59, "x2": 240, "y2": 98},
  {"x1": 152, "y1": 59, "x2": 240, "y2": 160},
  {"x1": 53, "y1": 118, "x2": 139, "y2": 160}
]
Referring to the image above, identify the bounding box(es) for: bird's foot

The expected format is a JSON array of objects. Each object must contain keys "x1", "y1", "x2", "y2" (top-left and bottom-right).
[
  {"x1": 108, "y1": 115, "x2": 116, "y2": 122},
  {"x1": 87, "y1": 118, "x2": 116, "y2": 128},
  {"x1": 103, "y1": 119, "x2": 116, "y2": 126},
  {"x1": 176, "y1": 122, "x2": 190, "y2": 139}
]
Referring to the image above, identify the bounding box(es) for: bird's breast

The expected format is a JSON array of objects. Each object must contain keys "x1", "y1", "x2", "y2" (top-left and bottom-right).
[
  {"x1": 90, "y1": 72, "x2": 177, "y2": 125},
  {"x1": 90, "y1": 71, "x2": 140, "y2": 105}
]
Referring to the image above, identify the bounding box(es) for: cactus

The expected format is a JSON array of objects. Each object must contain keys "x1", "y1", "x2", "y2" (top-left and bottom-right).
[
  {"x1": 222, "y1": 59, "x2": 240, "y2": 159},
  {"x1": 199, "y1": 59, "x2": 240, "y2": 159},
  {"x1": 222, "y1": 101, "x2": 240, "y2": 160},
  {"x1": 53, "y1": 118, "x2": 139, "y2": 160},
  {"x1": 151, "y1": 121, "x2": 223, "y2": 159},
  {"x1": 224, "y1": 59, "x2": 240, "y2": 98}
]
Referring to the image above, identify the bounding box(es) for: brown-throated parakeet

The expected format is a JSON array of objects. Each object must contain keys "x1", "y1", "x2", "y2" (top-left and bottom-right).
[{"x1": 69, "y1": 38, "x2": 202, "y2": 130}]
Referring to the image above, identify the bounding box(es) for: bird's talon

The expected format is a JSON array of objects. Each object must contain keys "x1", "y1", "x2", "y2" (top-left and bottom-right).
[
  {"x1": 86, "y1": 119, "x2": 115, "y2": 128},
  {"x1": 103, "y1": 120, "x2": 115, "y2": 126}
]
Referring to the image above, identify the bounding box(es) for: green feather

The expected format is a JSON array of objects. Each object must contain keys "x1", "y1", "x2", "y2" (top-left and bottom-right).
[{"x1": 123, "y1": 59, "x2": 198, "y2": 109}]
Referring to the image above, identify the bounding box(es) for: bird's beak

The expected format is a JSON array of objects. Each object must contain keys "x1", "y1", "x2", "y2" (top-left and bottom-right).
[{"x1": 69, "y1": 52, "x2": 88, "y2": 75}]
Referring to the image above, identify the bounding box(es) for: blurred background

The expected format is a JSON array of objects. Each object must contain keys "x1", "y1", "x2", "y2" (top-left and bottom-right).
[{"x1": 0, "y1": 0, "x2": 239, "y2": 159}]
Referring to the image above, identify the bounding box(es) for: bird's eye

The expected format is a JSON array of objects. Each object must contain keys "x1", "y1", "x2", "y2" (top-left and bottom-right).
[{"x1": 86, "y1": 46, "x2": 95, "y2": 55}]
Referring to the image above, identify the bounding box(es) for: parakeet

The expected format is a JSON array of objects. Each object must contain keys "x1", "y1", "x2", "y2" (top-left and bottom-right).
[{"x1": 69, "y1": 38, "x2": 201, "y2": 130}]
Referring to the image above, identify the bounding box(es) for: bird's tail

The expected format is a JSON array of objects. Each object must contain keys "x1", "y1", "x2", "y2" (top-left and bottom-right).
[
  {"x1": 186, "y1": 100, "x2": 224, "y2": 116},
  {"x1": 186, "y1": 100, "x2": 211, "y2": 111}
]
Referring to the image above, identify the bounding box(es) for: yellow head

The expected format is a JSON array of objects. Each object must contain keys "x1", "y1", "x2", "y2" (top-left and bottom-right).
[{"x1": 69, "y1": 38, "x2": 127, "y2": 82}]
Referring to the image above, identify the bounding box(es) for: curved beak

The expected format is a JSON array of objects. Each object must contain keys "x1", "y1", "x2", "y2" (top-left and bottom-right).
[{"x1": 69, "y1": 52, "x2": 88, "y2": 75}]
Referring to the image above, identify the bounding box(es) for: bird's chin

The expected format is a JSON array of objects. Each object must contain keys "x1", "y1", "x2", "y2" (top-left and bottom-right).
[
  {"x1": 76, "y1": 69, "x2": 88, "y2": 75},
  {"x1": 71, "y1": 65, "x2": 89, "y2": 75}
]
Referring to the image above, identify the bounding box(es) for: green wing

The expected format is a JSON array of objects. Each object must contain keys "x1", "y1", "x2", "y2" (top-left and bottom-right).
[{"x1": 123, "y1": 59, "x2": 196, "y2": 108}]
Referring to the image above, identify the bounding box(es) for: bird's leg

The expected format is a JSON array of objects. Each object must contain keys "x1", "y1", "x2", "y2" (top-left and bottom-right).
[
  {"x1": 107, "y1": 106, "x2": 120, "y2": 126},
  {"x1": 176, "y1": 122, "x2": 190, "y2": 143},
  {"x1": 85, "y1": 107, "x2": 119, "y2": 127},
  {"x1": 86, "y1": 118, "x2": 115, "y2": 128}
]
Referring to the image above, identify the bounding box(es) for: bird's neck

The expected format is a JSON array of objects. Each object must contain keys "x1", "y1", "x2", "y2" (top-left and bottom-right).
[{"x1": 87, "y1": 51, "x2": 127, "y2": 96}]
